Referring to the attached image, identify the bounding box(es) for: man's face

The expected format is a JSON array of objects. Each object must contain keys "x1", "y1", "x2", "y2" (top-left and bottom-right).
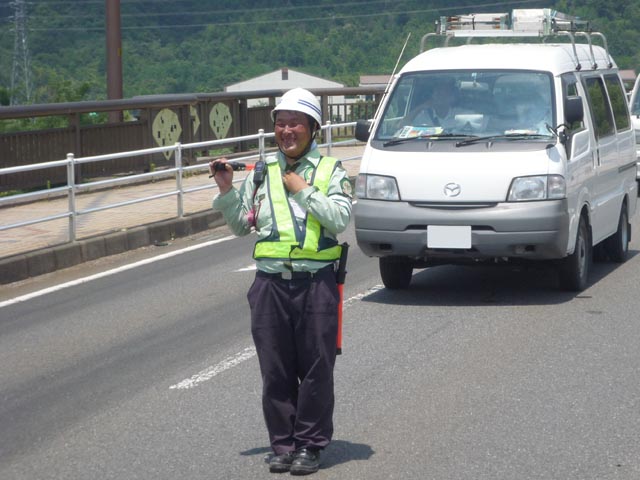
[
  {"x1": 432, "y1": 84, "x2": 454, "y2": 110},
  {"x1": 274, "y1": 111, "x2": 313, "y2": 159}
]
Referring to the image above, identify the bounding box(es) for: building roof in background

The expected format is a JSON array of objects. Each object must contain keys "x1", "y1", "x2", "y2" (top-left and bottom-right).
[
  {"x1": 619, "y1": 69, "x2": 636, "y2": 82},
  {"x1": 225, "y1": 68, "x2": 343, "y2": 92},
  {"x1": 360, "y1": 75, "x2": 391, "y2": 87}
]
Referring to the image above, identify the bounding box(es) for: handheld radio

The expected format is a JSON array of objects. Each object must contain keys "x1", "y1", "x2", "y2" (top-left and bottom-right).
[{"x1": 253, "y1": 160, "x2": 266, "y2": 186}]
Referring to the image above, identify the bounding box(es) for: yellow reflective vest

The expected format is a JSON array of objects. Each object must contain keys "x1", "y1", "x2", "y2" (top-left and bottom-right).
[{"x1": 253, "y1": 156, "x2": 342, "y2": 262}]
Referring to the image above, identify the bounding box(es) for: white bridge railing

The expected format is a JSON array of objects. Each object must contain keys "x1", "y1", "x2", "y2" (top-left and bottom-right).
[{"x1": 0, "y1": 121, "x2": 359, "y2": 243}]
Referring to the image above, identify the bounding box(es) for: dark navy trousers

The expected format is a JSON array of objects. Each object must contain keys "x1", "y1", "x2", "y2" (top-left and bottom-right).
[{"x1": 247, "y1": 266, "x2": 339, "y2": 455}]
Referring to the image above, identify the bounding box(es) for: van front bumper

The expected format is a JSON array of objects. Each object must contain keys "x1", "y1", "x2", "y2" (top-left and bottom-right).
[{"x1": 354, "y1": 198, "x2": 570, "y2": 261}]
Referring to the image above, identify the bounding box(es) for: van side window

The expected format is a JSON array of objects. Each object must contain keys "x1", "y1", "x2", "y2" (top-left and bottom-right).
[
  {"x1": 584, "y1": 76, "x2": 615, "y2": 139},
  {"x1": 603, "y1": 74, "x2": 631, "y2": 131},
  {"x1": 632, "y1": 88, "x2": 640, "y2": 116}
]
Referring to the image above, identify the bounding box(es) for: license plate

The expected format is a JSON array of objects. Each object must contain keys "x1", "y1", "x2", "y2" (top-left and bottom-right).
[{"x1": 427, "y1": 225, "x2": 472, "y2": 249}]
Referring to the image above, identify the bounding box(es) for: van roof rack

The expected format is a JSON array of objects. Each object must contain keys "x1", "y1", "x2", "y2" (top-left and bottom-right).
[{"x1": 420, "y1": 8, "x2": 612, "y2": 70}]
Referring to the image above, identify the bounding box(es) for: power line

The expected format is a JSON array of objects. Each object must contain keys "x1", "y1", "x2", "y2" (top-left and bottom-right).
[
  {"x1": 26, "y1": 0, "x2": 191, "y2": 3},
  {"x1": 22, "y1": 0, "x2": 286, "y2": 5},
  {"x1": 28, "y1": 0, "x2": 543, "y2": 32},
  {"x1": 28, "y1": 0, "x2": 429, "y2": 20},
  {"x1": 24, "y1": 0, "x2": 104, "y2": 4},
  {"x1": 25, "y1": 10, "x2": 430, "y2": 32},
  {"x1": 25, "y1": 0, "x2": 394, "y2": 3}
]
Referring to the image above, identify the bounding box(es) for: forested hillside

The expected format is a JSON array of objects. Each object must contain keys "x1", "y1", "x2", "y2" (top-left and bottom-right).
[{"x1": 1, "y1": 0, "x2": 640, "y2": 105}]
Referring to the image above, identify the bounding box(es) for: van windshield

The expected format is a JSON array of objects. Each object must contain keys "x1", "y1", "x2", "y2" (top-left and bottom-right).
[{"x1": 375, "y1": 70, "x2": 555, "y2": 141}]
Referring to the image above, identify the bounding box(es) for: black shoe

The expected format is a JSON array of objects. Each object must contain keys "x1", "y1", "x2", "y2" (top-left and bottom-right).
[
  {"x1": 290, "y1": 448, "x2": 320, "y2": 476},
  {"x1": 269, "y1": 452, "x2": 295, "y2": 473}
]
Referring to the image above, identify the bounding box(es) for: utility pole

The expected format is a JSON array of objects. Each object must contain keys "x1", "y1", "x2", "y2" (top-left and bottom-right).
[
  {"x1": 106, "y1": 0, "x2": 123, "y2": 121},
  {"x1": 10, "y1": 0, "x2": 32, "y2": 105}
]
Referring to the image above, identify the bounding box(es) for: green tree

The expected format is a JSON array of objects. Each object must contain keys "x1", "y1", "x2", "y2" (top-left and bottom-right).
[
  {"x1": 0, "y1": 86, "x2": 9, "y2": 106},
  {"x1": 0, "y1": 0, "x2": 638, "y2": 102}
]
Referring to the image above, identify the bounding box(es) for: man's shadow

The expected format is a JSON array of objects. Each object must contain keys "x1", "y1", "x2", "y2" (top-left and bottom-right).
[
  {"x1": 322, "y1": 439, "x2": 375, "y2": 468},
  {"x1": 240, "y1": 439, "x2": 375, "y2": 468}
]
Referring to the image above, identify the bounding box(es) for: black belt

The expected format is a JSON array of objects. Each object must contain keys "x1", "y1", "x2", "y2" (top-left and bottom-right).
[{"x1": 256, "y1": 264, "x2": 335, "y2": 281}]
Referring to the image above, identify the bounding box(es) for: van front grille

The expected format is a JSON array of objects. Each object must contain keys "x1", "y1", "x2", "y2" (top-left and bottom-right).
[
  {"x1": 405, "y1": 225, "x2": 494, "y2": 231},
  {"x1": 409, "y1": 202, "x2": 497, "y2": 209}
]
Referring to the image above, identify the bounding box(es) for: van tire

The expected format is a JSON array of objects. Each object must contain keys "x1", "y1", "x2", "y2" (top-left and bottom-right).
[
  {"x1": 559, "y1": 215, "x2": 591, "y2": 291},
  {"x1": 379, "y1": 257, "x2": 413, "y2": 289},
  {"x1": 604, "y1": 203, "x2": 629, "y2": 263}
]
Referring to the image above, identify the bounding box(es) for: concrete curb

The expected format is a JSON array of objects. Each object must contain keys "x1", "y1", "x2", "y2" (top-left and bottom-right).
[{"x1": 0, "y1": 210, "x2": 225, "y2": 285}]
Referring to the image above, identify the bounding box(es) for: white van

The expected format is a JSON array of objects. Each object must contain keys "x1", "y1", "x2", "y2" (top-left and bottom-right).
[{"x1": 354, "y1": 9, "x2": 637, "y2": 291}]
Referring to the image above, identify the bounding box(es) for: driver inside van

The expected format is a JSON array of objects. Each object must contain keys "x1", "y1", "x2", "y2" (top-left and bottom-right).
[{"x1": 406, "y1": 79, "x2": 461, "y2": 129}]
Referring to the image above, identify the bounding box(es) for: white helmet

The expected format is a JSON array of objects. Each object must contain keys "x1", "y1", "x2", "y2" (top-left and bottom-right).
[{"x1": 271, "y1": 87, "x2": 322, "y2": 126}]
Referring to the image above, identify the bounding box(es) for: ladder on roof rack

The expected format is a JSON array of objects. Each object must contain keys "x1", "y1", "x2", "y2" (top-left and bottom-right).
[{"x1": 419, "y1": 8, "x2": 613, "y2": 71}]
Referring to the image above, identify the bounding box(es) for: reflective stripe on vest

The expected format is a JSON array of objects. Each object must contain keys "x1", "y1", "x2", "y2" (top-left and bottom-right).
[{"x1": 253, "y1": 156, "x2": 342, "y2": 262}]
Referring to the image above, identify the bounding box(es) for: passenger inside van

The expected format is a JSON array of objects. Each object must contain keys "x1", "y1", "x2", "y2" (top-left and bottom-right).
[
  {"x1": 514, "y1": 94, "x2": 552, "y2": 134},
  {"x1": 486, "y1": 93, "x2": 551, "y2": 134}
]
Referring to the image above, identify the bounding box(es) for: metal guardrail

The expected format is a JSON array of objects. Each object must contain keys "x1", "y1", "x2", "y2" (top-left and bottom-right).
[
  {"x1": 0, "y1": 87, "x2": 383, "y2": 192},
  {"x1": 0, "y1": 121, "x2": 359, "y2": 244}
]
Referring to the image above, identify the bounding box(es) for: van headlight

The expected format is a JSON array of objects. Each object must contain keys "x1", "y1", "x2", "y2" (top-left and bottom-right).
[
  {"x1": 356, "y1": 174, "x2": 400, "y2": 200},
  {"x1": 508, "y1": 175, "x2": 566, "y2": 201}
]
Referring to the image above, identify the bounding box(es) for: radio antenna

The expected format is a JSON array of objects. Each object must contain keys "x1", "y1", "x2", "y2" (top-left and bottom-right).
[{"x1": 370, "y1": 32, "x2": 412, "y2": 129}]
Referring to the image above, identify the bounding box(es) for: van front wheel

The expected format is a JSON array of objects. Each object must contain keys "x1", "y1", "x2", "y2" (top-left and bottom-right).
[
  {"x1": 559, "y1": 215, "x2": 591, "y2": 291},
  {"x1": 379, "y1": 256, "x2": 413, "y2": 290}
]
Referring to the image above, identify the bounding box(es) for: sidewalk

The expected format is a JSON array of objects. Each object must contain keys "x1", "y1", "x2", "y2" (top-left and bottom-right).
[{"x1": 0, "y1": 145, "x2": 364, "y2": 284}]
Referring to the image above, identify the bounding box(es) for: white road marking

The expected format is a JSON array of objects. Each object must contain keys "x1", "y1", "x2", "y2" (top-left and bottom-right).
[
  {"x1": 170, "y1": 284, "x2": 385, "y2": 391},
  {"x1": 0, "y1": 235, "x2": 237, "y2": 309},
  {"x1": 169, "y1": 347, "x2": 257, "y2": 390},
  {"x1": 344, "y1": 285, "x2": 384, "y2": 307},
  {"x1": 4, "y1": 219, "x2": 383, "y2": 391},
  {"x1": 235, "y1": 264, "x2": 257, "y2": 272}
]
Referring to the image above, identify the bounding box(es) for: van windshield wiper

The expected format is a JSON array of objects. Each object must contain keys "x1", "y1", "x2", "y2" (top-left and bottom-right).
[
  {"x1": 383, "y1": 133, "x2": 475, "y2": 147},
  {"x1": 455, "y1": 133, "x2": 554, "y2": 147}
]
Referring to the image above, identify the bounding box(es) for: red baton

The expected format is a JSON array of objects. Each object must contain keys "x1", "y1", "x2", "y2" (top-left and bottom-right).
[{"x1": 335, "y1": 243, "x2": 349, "y2": 355}]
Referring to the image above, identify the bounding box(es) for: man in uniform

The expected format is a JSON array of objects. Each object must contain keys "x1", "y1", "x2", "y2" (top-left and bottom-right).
[{"x1": 210, "y1": 88, "x2": 353, "y2": 475}]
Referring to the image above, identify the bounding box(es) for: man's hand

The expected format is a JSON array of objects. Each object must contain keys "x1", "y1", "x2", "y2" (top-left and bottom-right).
[
  {"x1": 209, "y1": 159, "x2": 233, "y2": 194},
  {"x1": 282, "y1": 171, "x2": 309, "y2": 194}
]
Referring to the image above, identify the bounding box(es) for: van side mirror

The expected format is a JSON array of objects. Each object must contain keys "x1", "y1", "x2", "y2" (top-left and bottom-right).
[
  {"x1": 564, "y1": 96, "x2": 584, "y2": 125},
  {"x1": 355, "y1": 119, "x2": 372, "y2": 142}
]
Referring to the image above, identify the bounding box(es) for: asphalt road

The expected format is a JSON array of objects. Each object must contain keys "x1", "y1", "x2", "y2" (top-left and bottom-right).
[{"x1": 1, "y1": 215, "x2": 640, "y2": 480}]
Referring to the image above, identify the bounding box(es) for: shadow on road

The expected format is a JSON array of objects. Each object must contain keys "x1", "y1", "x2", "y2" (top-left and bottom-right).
[
  {"x1": 240, "y1": 438, "x2": 375, "y2": 468},
  {"x1": 361, "y1": 250, "x2": 638, "y2": 307},
  {"x1": 322, "y1": 439, "x2": 375, "y2": 468}
]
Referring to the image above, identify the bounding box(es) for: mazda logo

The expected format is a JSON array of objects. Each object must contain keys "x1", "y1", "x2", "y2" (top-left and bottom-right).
[{"x1": 444, "y1": 182, "x2": 461, "y2": 197}]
